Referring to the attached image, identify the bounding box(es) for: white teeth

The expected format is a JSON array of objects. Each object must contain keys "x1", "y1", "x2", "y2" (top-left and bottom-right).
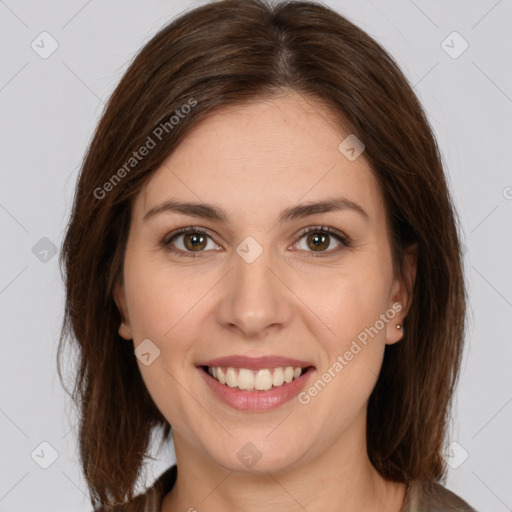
[
  {"x1": 283, "y1": 367, "x2": 294, "y2": 383},
  {"x1": 225, "y1": 367, "x2": 238, "y2": 387},
  {"x1": 272, "y1": 367, "x2": 284, "y2": 387},
  {"x1": 238, "y1": 368, "x2": 255, "y2": 390},
  {"x1": 206, "y1": 365, "x2": 306, "y2": 391},
  {"x1": 254, "y1": 369, "x2": 273, "y2": 391}
]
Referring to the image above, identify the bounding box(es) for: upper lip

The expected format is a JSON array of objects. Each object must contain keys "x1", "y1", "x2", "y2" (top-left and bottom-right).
[{"x1": 196, "y1": 355, "x2": 315, "y2": 370}]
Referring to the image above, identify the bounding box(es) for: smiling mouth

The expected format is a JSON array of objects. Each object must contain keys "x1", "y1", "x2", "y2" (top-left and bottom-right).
[{"x1": 200, "y1": 365, "x2": 315, "y2": 392}]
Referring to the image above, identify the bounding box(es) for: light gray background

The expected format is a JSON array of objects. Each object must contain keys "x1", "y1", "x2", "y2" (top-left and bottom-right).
[{"x1": 1, "y1": 0, "x2": 511, "y2": 511}]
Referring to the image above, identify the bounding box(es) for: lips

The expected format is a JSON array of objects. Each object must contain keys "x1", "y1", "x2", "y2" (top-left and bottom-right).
[
  {"x1": 198, "y1": 363, "x2": 315, "y2": 411},
  {"x1": 195, "y1": 354, "x2": 316, "y2": 411},
  {"x1": 196, "y1": 355, "x2": 315, "y2": 370}
]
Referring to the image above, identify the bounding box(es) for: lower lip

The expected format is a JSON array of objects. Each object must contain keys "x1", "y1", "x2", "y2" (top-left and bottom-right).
[{"x1": 197, "y1": 366, "x2": 315, "y2": 411}]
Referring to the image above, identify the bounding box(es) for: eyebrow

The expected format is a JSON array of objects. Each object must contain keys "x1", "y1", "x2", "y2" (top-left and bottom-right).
[{"x1": 143, "y1": 197, "x2": 370, "y2": 225}]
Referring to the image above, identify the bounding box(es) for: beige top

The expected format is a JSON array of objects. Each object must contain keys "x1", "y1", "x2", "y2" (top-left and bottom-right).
[{"x1": 95, "y1": 465, "x2": 477, "y2": 511}]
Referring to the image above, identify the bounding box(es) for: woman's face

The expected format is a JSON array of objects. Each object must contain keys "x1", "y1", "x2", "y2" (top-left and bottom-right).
[{"x1": 115, "y1": 91, "x2": 416, "y2": 474}]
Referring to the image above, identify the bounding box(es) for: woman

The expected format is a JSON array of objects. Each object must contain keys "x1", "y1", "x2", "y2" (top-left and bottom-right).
[{"x1": 57, "y1": 0, "x2": 476, "y2": 510}]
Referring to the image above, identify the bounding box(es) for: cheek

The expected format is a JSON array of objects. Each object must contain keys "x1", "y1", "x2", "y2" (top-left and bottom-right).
[
  {"x1": 296, "y1": 266, "x2": 391, "y2": 413},
  {"x1": 303, "y1": 263, "x2": 390, "y2": 347},
  {"x1": 123, "y1": 252, "x2": 203, "y2": 340},
  {"x1": 298, "y1": 273, "x2": 389, "y2": 427},
  {"x1": 123, "y1": 258, "x2": 205, "y2": 427}
]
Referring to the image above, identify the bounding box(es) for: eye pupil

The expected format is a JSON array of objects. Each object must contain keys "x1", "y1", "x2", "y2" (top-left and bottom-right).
[
  {"x1": 184, "y1": 233, "x2": 207, "y2": 251},
  {"x1": 308, "y1": 232, "x2": 329, "y2": 251}
]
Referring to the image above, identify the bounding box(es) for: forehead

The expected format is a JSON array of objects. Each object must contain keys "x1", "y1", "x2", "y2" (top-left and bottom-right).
[{"x1": 138, "y1": 92, "x2": 386, "y2": 227}]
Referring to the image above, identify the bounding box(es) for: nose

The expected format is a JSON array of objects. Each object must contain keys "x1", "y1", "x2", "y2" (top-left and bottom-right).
[{"x1": 215, "y1": 244, "x2": 292, "y2": 339}]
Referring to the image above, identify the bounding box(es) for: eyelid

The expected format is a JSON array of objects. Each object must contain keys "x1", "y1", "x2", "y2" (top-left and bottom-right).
[
  {"x1": 161, "y1": 226, "x2": 218, "y2": 246},
  {"x1": 294, "y1": 225, "x2": 350, "y2": 246},
  {"x1": 160, "y1": 225, "x2": 351, "y2": 258}
]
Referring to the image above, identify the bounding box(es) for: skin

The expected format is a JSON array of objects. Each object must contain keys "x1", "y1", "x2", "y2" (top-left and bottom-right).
[{"x1": 114, "y1": 90, "x2": 417, "y2": 512}]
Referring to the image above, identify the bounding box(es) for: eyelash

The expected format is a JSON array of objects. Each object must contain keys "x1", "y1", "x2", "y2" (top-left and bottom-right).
[{"x1": 159, "y1": 225, "x2": 351, "y2": 259}]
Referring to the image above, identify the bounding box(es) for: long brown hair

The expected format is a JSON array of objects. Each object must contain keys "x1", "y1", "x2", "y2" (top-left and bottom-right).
[{"x1": 57, "y1": 0, "x2": 468, "y2": 508}]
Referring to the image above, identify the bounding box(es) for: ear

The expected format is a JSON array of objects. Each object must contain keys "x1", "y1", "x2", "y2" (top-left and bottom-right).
[
  {"x1": 113, "y1": 279, "x2": 133, "y2": 340},
  {"x1": 385, "y1": 243, "x2": 418, "y2": 345}
]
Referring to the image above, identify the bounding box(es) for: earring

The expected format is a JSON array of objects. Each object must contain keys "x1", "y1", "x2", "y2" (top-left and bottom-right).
[{"x1": 396, "y1": 324, "x2": 402, "y2": 330}]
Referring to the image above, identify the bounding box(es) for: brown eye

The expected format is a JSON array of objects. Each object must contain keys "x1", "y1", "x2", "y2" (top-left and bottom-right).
[
  {"x1": 161, "y1": 225, "x2": 350, "y2": 259},
  {"x1": 162, "y1": 228, "x2": 218, "y2": 257},
  {"x1": 306, "y1": 232, "x2": 330, "y2": 251},
  {"x1": 293, "y1": 226, "x2": 349, "y2": 257},
  {"x1": 182, "y1": 232, "x2": 208, "y2": 251}
]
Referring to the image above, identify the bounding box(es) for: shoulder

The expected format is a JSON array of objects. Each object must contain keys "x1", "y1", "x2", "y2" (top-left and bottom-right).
[
  {"x1": 93, "y1": 465, "x2": 177, "y2": 512},
  {"x1": 401, "y1": 480, "x2": 478, "y2": 512}
]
